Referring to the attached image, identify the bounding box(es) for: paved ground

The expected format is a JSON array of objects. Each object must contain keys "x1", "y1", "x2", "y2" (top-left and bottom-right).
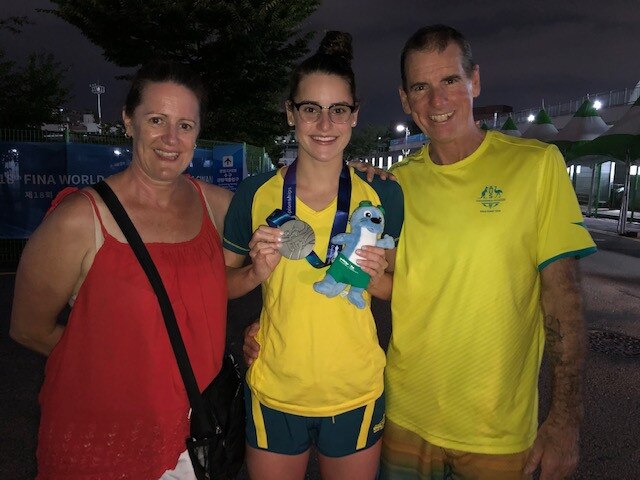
[{"x1": 1, "y1": 217, "x2": 639, "y2": 479}]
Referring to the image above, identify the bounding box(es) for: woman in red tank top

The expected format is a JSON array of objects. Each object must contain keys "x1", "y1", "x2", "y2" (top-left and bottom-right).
[{"x1": 10, "y1": 61, "x2": 233, "y2": 479}]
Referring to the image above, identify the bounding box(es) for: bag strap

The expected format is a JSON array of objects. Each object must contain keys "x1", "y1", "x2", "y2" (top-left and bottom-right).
[{"x1": 92, "y1": 181, "x2": 214, "y2": 438}]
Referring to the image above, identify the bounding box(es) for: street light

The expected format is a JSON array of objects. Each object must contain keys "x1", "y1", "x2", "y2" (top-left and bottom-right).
[
  {"x1": 396, "y1": 124, "x2": 410, "y2": 156},
  {"x1": 90, "y1": 83, "x2": 106, "y2": 126}
]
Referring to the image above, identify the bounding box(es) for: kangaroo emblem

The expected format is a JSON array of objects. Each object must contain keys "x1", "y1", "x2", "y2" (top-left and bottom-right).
[{"x1": 313, "y1": 201, "x2": 395, "y2": 309}]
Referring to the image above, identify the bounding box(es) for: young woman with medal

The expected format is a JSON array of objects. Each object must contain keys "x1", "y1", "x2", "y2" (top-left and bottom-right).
[{"x1": 223, "y1": 32, "x2": 403, "y2": 480}]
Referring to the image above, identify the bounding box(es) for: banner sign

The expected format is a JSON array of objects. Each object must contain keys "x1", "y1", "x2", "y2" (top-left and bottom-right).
[
  {"x1": 2, "y1": 142, "x2": 68, "y2": 238},
  {"x1": 66, "y1": 143, "x2": 131, "y2": 180},
  {"x1": 189, "y1": 144, "x2": 245, "y2": 191},
  {"x1": 1, "y1": 141, "x2": 247, "y2": 239}
]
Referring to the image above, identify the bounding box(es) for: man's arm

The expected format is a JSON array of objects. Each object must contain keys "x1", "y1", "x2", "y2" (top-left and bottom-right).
[
  {"x1": 525, "y1": 257, "x2": 586, "y2": 480},
  {"x1": 242, "y1": 322, "x2": 261, "y2": 366}
]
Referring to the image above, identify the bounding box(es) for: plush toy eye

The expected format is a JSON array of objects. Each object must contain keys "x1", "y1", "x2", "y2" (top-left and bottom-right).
[{"x1": 364, "y1": 210, "x2": 372, "y2": 218}]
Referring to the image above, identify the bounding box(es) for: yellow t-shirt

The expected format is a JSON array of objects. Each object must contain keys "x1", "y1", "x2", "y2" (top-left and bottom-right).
[
  {"x1": 386, "y1": 131, "x2": 596, "y2": 453},
  {"x1": 224, "y1": 167, "x2": 404, "y2": 416}
]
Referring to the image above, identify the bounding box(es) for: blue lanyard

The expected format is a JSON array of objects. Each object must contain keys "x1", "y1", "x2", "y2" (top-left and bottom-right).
[{"x1": 270, "y1": 159, "x2": 351, "y2": 268}]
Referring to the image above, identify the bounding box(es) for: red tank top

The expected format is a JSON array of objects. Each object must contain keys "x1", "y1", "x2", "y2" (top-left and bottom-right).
[{"x1": 37, "y1": 179, "x2": 227, "y2": 479}]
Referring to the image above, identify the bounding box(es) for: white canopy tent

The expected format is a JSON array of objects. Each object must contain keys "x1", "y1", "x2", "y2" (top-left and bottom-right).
[
  {"x1": 500, "y1": 117, "x2": 521, "y2": 137},
  {"x1": 522, "y1": 109, "x2": 558, "y2": 141},
  {"x1": 553, "y1": 100, "x2": 610, "y2": 155}
]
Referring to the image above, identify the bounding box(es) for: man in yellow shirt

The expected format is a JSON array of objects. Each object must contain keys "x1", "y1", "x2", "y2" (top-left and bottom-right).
[{"x1": 380, "y1": 25, "x2": 595, "y2": 480}]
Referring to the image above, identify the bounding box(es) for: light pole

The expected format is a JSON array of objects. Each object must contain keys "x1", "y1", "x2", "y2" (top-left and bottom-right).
[
  {"x1": 90, "y1": 83, "x2": 106, "y2": 127},
  {"x1": 396, "y1": 124, "x2": 410, "y2": 156}
]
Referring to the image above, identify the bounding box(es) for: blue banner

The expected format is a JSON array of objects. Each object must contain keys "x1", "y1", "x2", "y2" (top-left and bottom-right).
[
  {"x1": 1, "y1": 141, "x2": 247, "y2": 238},
  {"x1": 189, "y1": 144, "x2": 245, "y2": 191},
  {"x1": 1, "y1": 142, "x2": 67, "y2": 238},
  {"x1": 66, "y1": 143, "x2": 131, "y2": 180}
]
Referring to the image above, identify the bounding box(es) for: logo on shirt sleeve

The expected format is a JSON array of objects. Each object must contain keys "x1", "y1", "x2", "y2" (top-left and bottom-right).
[{"x1": 477, "y1": 185, "x2": 506, "y2": 212}]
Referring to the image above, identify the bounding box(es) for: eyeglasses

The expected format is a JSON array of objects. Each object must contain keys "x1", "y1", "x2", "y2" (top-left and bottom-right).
[{"x1": 289, "y1": 101, "x2": 357, "y2": 124}]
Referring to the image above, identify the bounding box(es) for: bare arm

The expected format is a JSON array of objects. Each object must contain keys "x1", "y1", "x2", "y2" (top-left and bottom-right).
[
  {"x1": 201, "y1": 180, "x2": 268, "y2": 299},
  {"x1": 224, "y1": 225, "x2": 283, "y2": 299},
  {"x1": 224, "y1": 249, "x2": 262, "y2": 299},
  {"x1": 525, "y1": 257, "x2": 586, "y2": 480},
  {"x1": 242, "y1": 321, "x2": 260, "y2": 366},
  {"x1": 10, "y1": 194, "x2": 94, "y2": 356}
]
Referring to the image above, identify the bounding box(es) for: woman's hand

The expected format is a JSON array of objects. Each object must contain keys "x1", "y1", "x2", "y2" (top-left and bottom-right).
[
  {"x1": 248, "y1": 225, "x2": 283, "y2": 283},
  {"x1": 348, "y1": 160, "x2": 397, "y2": 182},
  {"x1": 357, "y1": 245, "x2": 395, "y2": 301},
  {"x1": 356, "y1": 245, "x2": 389, "y2": 286},
  {"x1": 225, "y1": 225, "x2": 283, "y2": 299}
]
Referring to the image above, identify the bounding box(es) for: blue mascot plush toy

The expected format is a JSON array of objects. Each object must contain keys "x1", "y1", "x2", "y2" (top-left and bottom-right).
[{"x1": 313, "y1": 200, "x2": 395, "y2": 308}]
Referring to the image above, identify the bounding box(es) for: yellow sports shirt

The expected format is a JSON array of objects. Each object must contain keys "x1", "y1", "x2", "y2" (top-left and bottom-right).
[
  {"x1": 386, "y1": 131, "x2": 596, "y2": 453},
  {"x1": 224, "y1": 167, "x2": 403, "y2": 416}
]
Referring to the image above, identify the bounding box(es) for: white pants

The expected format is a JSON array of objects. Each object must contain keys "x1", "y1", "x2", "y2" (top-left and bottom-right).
[{"x1": 159, "y1": 449, "x2": 196, "y2": 480}]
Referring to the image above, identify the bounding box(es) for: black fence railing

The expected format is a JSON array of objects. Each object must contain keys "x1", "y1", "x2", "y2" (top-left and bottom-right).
[{"x1": 0, "y1": 239, "x2": 27, "y2": 269}]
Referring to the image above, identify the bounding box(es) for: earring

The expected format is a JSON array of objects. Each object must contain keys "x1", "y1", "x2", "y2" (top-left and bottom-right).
[
  {"x1": 124, "y1": 132, "x2": 130, "y2": 138},
  {"x1": 193, "y1": 144, "x2": 197, "y2": 150},
  {"x1": 351, "y1": 122, "x2": 357, "y2": 127},
  {"x1": 288, "y1": 121, "x2": 294, "y2": 126}
]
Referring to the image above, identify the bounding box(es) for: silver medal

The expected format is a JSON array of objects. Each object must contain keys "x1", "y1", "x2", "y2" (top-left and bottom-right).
[{"x1": 278, "y1": 219, "x2": 315, "y2": 260}]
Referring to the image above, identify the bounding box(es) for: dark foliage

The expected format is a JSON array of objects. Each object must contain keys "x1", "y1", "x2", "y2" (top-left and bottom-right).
[{"x1": 44, "y1": 0, "x2": 321, "y2": 148}]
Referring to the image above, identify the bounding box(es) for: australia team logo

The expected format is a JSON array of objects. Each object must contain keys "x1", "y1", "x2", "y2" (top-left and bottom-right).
[{"x1": 477, "y1": 185, "x2": 506, "y2": 212}]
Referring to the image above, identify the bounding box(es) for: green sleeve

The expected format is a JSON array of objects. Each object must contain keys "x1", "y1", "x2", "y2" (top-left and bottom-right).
[{"x1": 355, "y1": 170, "x2": 404, "y2": 242}]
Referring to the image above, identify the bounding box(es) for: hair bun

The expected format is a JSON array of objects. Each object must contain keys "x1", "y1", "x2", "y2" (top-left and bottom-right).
[{"x1": 317, "y1": 31, "x2": 353, "y2": 63}]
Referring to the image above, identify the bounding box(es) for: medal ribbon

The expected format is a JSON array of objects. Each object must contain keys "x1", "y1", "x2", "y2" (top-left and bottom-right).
[{"x1": 268, "y1": 158, "x2": 351, "y2": 268}]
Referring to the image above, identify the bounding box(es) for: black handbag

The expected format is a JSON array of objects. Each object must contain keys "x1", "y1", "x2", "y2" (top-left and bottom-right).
[
  {"x1": 187, "y1": 354, "x2": 245, "y2": 480},
  {"x1": 93, "y1": 181, "x2": 245, "y2": 480}
]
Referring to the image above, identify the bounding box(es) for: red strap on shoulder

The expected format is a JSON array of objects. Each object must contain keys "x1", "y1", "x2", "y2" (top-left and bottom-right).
[
  {"x1": 79, "y1": 190, "x2": 108, "y2": 237},
  {"x1": 46, "y1": 187, "x2": 79, "y2": 216}
]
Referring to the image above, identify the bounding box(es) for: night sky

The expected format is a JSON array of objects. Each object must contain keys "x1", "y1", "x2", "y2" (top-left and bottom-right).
[{"x1": 2, "y1": 0, "x2": 639, "y2": 129}]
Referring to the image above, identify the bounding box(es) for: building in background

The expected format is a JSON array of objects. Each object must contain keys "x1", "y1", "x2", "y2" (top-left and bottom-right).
[{"x1": 42, "y1": 110, "x2": 102, "y2": 134}]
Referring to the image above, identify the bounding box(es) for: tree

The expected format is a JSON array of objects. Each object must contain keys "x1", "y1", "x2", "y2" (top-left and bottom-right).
[
  {"x1": 45, "y1": 0, "x2": 320, "y2": 148},
  {"x1": 344, "y1": 125, "x2": 393, "y2": 161},
  {"x1": 0, "y1": 16, "x2": 31, "y2": 34},
  {"x1": 0, "y1": 18, "x2": 70, "y2": 129}
]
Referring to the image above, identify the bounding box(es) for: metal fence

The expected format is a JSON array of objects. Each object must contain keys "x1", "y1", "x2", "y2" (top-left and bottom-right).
[
  {"x1": 1, "y1": 128, "x2": 270, "y2": 173},
  {"x1": 0, "y1": 129, "x2": 62, "y2": 143},
  {"x1": 0, "y1": 239, "x2": 26, "y2": 268},
  {"x1": 499, "y1": 84, "x2": 640, "y2": 126},
  {"x1": 0, "y1": 128, "x2": 127, "y2": 144}
]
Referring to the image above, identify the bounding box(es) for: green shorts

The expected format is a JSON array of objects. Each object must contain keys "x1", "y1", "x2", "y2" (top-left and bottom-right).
[{"x1": 244, "y1": 383, "x2": 385, "y2": 457}]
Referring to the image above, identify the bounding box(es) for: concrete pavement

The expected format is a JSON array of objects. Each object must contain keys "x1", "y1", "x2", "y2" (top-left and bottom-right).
[{"x1": 584, "y1": 215, "x2": 640, "y2": 237}]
